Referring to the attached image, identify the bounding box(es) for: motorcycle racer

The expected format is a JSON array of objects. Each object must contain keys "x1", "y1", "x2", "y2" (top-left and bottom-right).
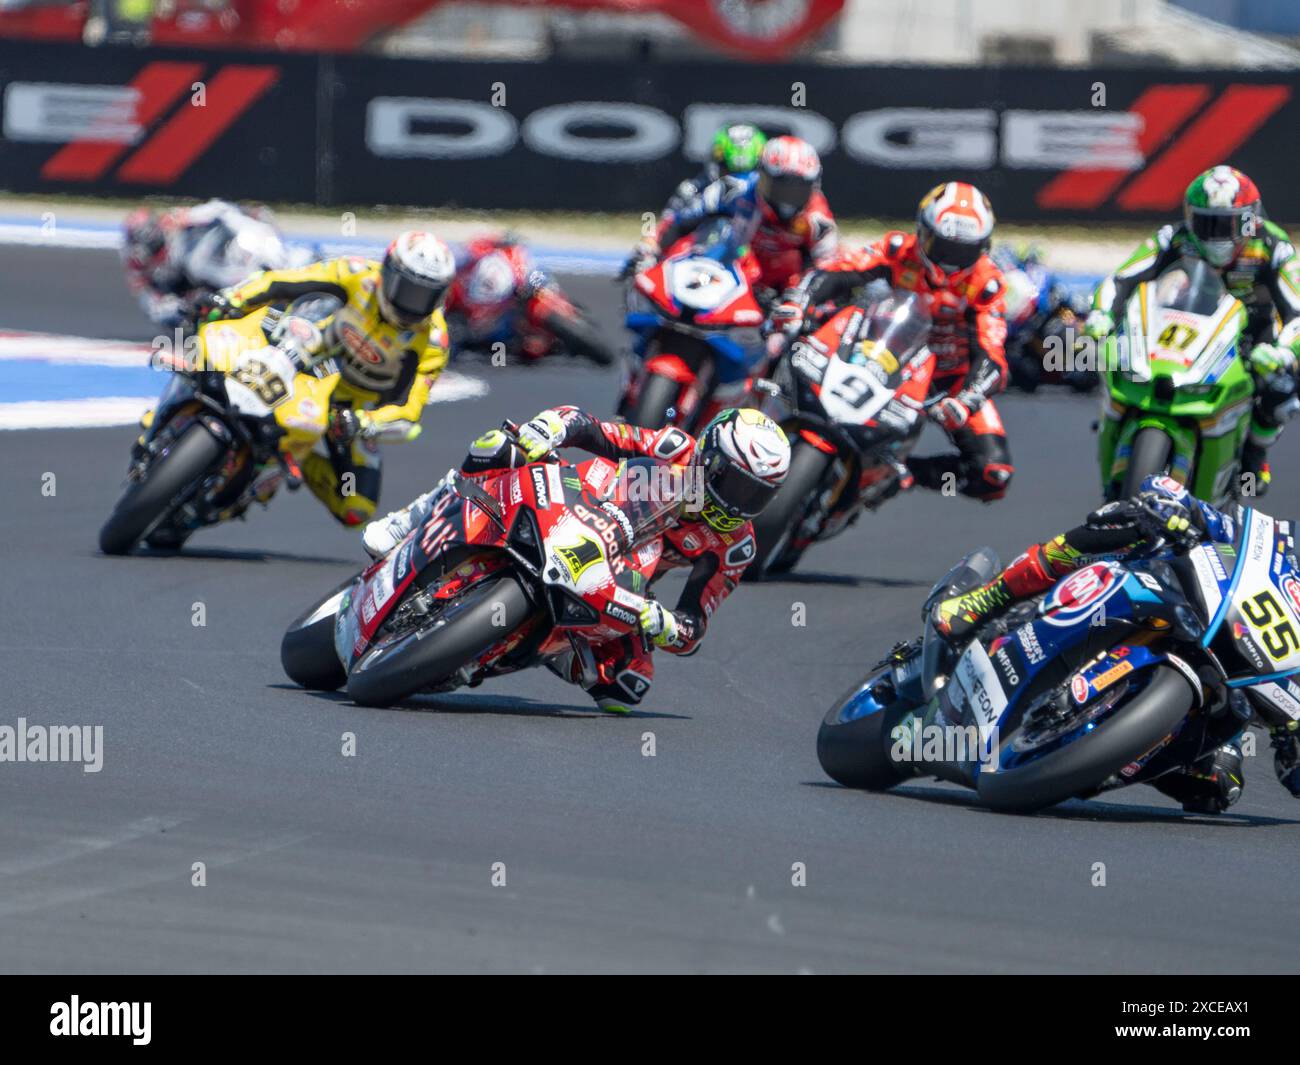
[
  {"x1": 627, "y1": 135, "x2": 838, "y2": 300},
  {"x1": 662, "y1": 122, "x2": 768, "y2": 216},
  {"x1": 932, "y1": 474, "x2": 1300, "y2": 813},
  {"x1": 776, "y1": 181, "x2": 1013, "y2": 501},
  {"x1": 122, "y1": 199, "x2": 295, "y2": 328},
  {"x1": 1089, "y1": 166, "x2": 1300, "y2": 494},
  {"x1": 362, "y1": 407, "x2": 791, "y2": 713},
  {"x1": 202, "y1": 231, "x2": 454, "y2": 527}
]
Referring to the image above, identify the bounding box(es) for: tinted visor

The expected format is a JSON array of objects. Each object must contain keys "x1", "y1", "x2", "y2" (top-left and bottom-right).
[
  {"x1": 919, "y1": 227, "x2": 983, "y2": 272},
  {"x1": 760, "y1": 172, "x2": 814, "y2": 218},
  {"x1": 702, "y1": 450, "x2": 777, "y2": 519},
  {"x1": 382, "y1": 268, "x2": 443, "y2": 325},
  {"x1": 1189, "y1": 207, "x2": 1249, "y2": 244}
]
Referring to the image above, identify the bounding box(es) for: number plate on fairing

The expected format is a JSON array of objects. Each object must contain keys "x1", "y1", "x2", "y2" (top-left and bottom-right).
[
  {"x1": 1222, "y1": 512, "x2": 1300, "y2": 673},
  {"x1": 816, "y1": 355, "x2": 893, "y2": 425}
]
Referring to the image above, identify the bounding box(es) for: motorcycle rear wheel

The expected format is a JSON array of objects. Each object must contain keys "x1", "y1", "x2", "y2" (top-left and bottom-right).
[
  {"x1": 977, "y1": 665, "x2": 1194, "y2": 813},
  {"x1": 347, "y1": 575, "x2": 536, "y2": 708},
  {"x1": 98, "y1": 423, "x2": 225, "y2": 556}
]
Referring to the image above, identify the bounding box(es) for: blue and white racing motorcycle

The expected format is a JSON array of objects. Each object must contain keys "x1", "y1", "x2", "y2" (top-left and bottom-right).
[{"x1": 818, "y1": 507, "x2": 1300, "y2": 812}]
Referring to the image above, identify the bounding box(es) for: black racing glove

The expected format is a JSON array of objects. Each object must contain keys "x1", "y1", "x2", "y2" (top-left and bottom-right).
[{"x1": 1086, "y1": 492, "x2": 1204, "y2": 549}]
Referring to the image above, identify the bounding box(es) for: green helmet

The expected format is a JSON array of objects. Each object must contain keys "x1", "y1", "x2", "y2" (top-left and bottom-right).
[
  {"x1": 1184, "y1": 165, "x2": 1262, "y2": 268},
  {"x1": 710, "y1": 123, "x2": 767, "y2": 176}
]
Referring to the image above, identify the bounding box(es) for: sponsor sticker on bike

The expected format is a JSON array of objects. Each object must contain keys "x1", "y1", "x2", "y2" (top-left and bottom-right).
[
  {"x1": 1042, "y1": 562, "x2": 1123, "y2": 626},
  {"x1": 1070, "y1": 674, "x2": 1091, "y2": 703}
]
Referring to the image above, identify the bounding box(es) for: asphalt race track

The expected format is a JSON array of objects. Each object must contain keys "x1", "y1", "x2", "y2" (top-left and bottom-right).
[{"x1": 2, "y1": 244, "x2": 1299, "y2": 974}]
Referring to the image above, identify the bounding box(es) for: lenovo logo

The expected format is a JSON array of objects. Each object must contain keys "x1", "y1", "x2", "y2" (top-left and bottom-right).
[{"x1": 2, "y1": 61, "x2": 279, "y2": 184}]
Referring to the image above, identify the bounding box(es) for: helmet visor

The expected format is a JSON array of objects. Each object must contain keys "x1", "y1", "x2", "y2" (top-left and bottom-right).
[
  {"x1": 1189, "y1": 207, "x2": 1250, "y2": 245},
  {"x1": 760, "y1": 173, "x2": 813, "y2": 218},
  {"x1": 919, "y1": 227, "x2": 983, "y2": 273},
  {"x1": 702, "y1": 450, "x2": 778, "y2": 519},
  {"x1": 381, "y1": 268, "x2": 443, "y2": 325}
]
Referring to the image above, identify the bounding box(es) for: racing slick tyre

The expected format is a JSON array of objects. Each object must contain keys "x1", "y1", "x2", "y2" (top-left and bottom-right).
[
  {"x1": 280, "y1": 578, "x2": 355, "y2": 691},
  {"x1": 817, "y1": 673, "x2": 916, "y2": 791},
  {"x1": 98, "y1": 423, "x2": 225, "y2": 556},
  {"x1": 347, "y1": 575, "x2": 536, "y2": 708},
  {"x1": 1121, "y1": 426, "x2": 1173, "y2": 499},
  {"x1": 542, "y1": 308, "x2": 614, "y2": 366},
  {"x1": 629, "y1": 371, "x2": 681, "y2": 431},
  {"x1": 745, "y1": 441, "x2": 831, "y2": 580},
  {"x1": 977, "y1": 665, "x2": 1195, "y2": 813}
]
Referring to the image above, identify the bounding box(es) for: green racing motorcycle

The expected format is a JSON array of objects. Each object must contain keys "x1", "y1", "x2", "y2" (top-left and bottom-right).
[{"x1": 1098, "y1": 259, "x2": 1253, "y2": 505}]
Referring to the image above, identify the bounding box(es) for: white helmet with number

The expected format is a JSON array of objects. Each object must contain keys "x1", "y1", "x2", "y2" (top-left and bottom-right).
[
  {"x1": 379, "y1": 231, "x2": 455, "y2": 328},
  {"x1": 696, "y1": 408, "x2": 791, "y2": 528}
]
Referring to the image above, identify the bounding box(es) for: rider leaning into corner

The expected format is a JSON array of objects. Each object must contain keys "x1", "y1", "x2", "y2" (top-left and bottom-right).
[
  {"x1": 362, "y1": 407, "x2": 792, "y2": 713},
  {"x1": 774, "y1": 181, "x2": 1013, "y2": 502},
  {"x1": 932, "y1": 475, "x2": 1300, "y2": 814},
  {"x1": 122, "y1": 199, "x2": 294, "y2": 329},
  {"x1": 197, "y1": 231, "x2": 455, "y2": 528},
  {"x1": 1088, "y1": 166, "x2": 1300, "y2": 495},
  {"x1": 625, "y1": 135, "x2": 839, "y2": 301}
]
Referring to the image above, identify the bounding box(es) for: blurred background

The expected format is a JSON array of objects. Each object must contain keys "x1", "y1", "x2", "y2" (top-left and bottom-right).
[{"x1": 0, "y1": 2, "x2": 1296, "y2": 220}]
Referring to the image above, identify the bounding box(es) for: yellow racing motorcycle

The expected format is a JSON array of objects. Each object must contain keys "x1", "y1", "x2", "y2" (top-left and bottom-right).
[{"x1": 98, "y1": 295, "x2": 343, "y2": 555}]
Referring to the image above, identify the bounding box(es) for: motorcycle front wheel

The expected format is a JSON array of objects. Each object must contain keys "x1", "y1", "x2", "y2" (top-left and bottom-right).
[
  {"x1": 98, "y1": 422, "x2": 225, "y2": 556},
  {"x1": 280, "y1": 577, "x2": 355, "y2": 691},
  {"x1": 745, "y1": 440, "x2": 832, "y2": 580},
  {"x1": 347, "y1": 575, "x2": 537, "y2": 708}
]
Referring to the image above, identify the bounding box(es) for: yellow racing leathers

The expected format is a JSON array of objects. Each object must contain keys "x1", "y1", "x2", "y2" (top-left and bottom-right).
[{"x1": 224, "y1": 256, "x2": 449, "y2": 526}]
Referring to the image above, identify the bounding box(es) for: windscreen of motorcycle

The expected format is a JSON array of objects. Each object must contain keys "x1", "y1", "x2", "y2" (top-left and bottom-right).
[{"x1": 1126, "y1": 260, "x2": 1241, "y2": 384}]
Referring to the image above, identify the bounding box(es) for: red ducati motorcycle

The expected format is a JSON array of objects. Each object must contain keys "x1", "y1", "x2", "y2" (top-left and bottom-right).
[{"x1": 280, "y1": 428, "x2": 681, "y2": 708}]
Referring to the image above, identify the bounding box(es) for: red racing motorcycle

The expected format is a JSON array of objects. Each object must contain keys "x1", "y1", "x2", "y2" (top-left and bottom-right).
[
  {"x1": 444, "y1": 235, "x2": 613, "y2": 365},
  {"x1": 620, "y1": 220, "x2": 768, "y2": 431},
  {"x1": 280, "y1": 427, "x2": 680, "y2": 708}
]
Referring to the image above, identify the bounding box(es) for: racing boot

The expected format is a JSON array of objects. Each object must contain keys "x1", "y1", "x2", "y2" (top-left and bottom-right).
[
  {"x1": 906, "y1": 453, "x2": 963, "y2": 495},
  {"x1": 362, "y1": 484, "x2": 441, "y2": 559},
  {"x1": 1240, "y1": 439, "x2": 1272, "y2": 499},
  {"x1": 933, "y1": 537, "x2": 1077, "y2": 643},
  {"x1": 932, "y1": 576, "x2": 1016, "y2": 644},
  {"x1": 1153, "y1": 742, "x2": 1244, "y2": 814}
]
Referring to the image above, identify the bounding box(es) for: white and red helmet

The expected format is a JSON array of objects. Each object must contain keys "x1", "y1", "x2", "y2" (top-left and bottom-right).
[
  {"x1": 916, "y1": 182, "x2": 995, "y2": 282},
  {"x1": 379, "y1": 231, "x2": 455, "y2": 328},
  {"x1": 757, "y1": 136, "x2": 822, "y2": 222},
  {"x1": 696, "y1": 408, "x2": 791, "y2": 528}
]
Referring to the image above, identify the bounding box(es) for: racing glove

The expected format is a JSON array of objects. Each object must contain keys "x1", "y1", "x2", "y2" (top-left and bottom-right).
[
  {"x1": 931, "y1": 395, "x2": 972, "y2": 432},
  {"x1": 193, "y1": 291, "x2": 241, "y2": 324},
  {"x1": 639, "y1": 600, "x2": 681, "y2": 648},
  {"x1": 1274, "y1": 721, "x2": 1300, "y2": 798},
  {"x1": 620, "y1": 240, "x2": 660, "y2": 279},
  {"x1": 328, "y1": 408, "x2": 373, "y2": 444},
  {"x1": 1248, "y1": 342, "x2": 1298, "y2": 377},
  {"x1": 767, "y1": 290, "x2": 810, "y2": 338},
  {"x1": 517, "y1": 409, "x2": 567, "y2": 460},
  {"x1": 1088, "y1": 493, "x2": 1204, "y2": 548},
  {"x1": 1084, "y1": 309, "x2": 1114, "y2": 340}
]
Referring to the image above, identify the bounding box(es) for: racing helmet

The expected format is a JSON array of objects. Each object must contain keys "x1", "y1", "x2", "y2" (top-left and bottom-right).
[
  {"x1": 757, "y1": 136, "x2": 822, "y2": 222},
  {"x1": 711, "y1": 123, "x2": 768, "y2": 176},
  {"x1": 694, "y1": 408, "x2": 791, "y2": 530},
  {"x1": 1184, "y1": 166, "x2": 1261, "y2": 269},
  {"x1": 916, "y1": 182, "x2": 995, "y2": 283},
  {"x1": 378, "y1": 231, "x2": 455, "y2": 328},
  {"x1": 123, "y1": 207, "x2": 167, "y2": 272}
]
